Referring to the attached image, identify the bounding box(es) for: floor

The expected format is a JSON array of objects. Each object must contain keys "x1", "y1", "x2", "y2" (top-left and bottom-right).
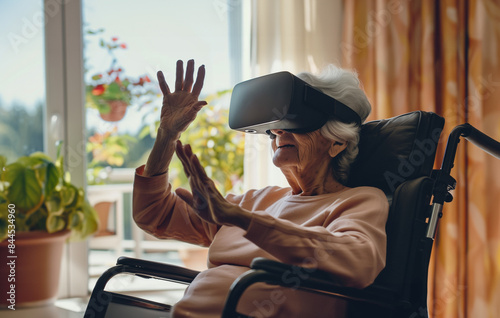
[
  {"x1": 0, "y1": 249, "x2": 190, "y2": 318},
  {"x1": 0, "y1": 291, "x2": 184, "y2": 318}
]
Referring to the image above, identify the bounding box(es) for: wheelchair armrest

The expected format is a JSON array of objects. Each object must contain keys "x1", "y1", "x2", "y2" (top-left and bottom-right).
[
  {"x1": 222, "y1": 258, "x2": 404, "y2": 318},
  {"x1": 116, "y1": 256, "x2": 200, "y2": 284},
  {"x1": 85, "y1": 258, "x2": 200, "y2": 318},
  {"x1": 250, "y1": 257, "x2": 398, "y2": 304}
]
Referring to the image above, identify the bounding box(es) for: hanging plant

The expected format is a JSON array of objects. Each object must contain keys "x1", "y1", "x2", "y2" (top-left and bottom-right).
[{"x1": 85, "y1": 35, "x2": 159, "y2": 122}]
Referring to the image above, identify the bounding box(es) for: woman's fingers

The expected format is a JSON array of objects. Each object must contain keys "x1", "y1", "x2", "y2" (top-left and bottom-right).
[
  {"x1": 175, "y1": 188, "x2": 195, "y2": 207},
  {"x1": 175, "y1": 144, "x2": 232, "y2": 225},
  {"x1": 194, "y1": 100, "x2": 208, "y2": 111},
  {"x1": 176, "y1": 141, "x2": 194, "y2": 177},
  {"x1": 175, "y1": 60, "x2": 184, "y2": 92},
  {"x1": 192, "y1": 153, "x2": 210, "y2": 181},
  {"x1": 173, "y1": 59, "x2": 204, "y2": 95},
  {"x1": 192, "y1": 65, "x2": 205, "y2": 98},
  {"x1": 183, "y1": 59, "x2": 194, "y2": 92},
  {"x1": 156, "y1": 71, "x2": 170, "y2": 95},
  {"x1": 176, "y1": 143, "x2": 212, "y2": 201}
]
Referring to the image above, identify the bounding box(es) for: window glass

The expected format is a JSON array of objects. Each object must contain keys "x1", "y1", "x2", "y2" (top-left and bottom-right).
[
  {"x1": 0, "y1": 1, "x2": 45, "y2": 162},
  {"x1": 83, "y1": 0, "x2": 243, "y2": 194}
]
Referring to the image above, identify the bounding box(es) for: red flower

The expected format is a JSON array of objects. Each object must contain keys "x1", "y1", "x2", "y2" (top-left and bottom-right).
[
  {"x1": 92, "y1": 84, "x2": 105, "y2": 96},
  {"x1": 134, "y1": 76, "x2": 149, "y2": 86},
  {"x1": 120, "y1": 43, "x2": 127, "y2": 49},
  {"x1": 112, "y1": 37, "x2": 118, "y2": 42}
]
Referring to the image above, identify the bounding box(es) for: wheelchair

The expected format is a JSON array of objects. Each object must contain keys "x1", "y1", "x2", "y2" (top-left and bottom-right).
[{"x1": 84, "y1": 111, "x2": 500, "y2": 318}]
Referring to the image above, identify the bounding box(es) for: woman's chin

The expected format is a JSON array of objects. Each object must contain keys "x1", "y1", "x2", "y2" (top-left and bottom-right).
[{"x1": 272, "y1": 151, "x2": 298, "y2": 168}]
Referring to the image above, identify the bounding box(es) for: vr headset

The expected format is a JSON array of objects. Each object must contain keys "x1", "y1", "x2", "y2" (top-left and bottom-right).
[{"x1": 228, "y1": 71, "x2": 361, "y2": 135}]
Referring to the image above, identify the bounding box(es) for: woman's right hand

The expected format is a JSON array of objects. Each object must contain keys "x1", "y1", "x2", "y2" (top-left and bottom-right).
[
  {"x1": 157, "y1": 59, "x2": 207, "y2": 136},
  {"x1": 142, "y1": 59, "x2": 206, "y2": 177}
]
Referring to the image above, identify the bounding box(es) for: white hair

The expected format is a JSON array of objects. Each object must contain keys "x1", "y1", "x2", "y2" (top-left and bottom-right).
[{"x1": 297, "y1": 65, "x2": 372, "y2": 184}]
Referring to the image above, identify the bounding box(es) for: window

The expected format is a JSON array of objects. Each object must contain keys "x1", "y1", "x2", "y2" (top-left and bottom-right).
[
  {"x1": 0, "y1": 0, "x2": 249, "y2": 298},
  {"x1": 0, "y1": 1, "x2": 45, "y2": 162}
]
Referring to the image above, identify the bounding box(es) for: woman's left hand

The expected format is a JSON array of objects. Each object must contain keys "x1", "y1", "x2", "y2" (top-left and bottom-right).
[{"x1": 175, "y1": 141, "x2": 251, "y2": 230}]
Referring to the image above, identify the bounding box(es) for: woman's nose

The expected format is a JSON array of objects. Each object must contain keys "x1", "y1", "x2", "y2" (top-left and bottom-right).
[{"x1": 270, "y1": 129, "x2": 285, "y2": 135}]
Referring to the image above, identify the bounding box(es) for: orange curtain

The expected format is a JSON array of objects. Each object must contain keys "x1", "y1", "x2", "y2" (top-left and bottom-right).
[{"x1": 341, "y1": 0, "x2": 500, "y2": 317}]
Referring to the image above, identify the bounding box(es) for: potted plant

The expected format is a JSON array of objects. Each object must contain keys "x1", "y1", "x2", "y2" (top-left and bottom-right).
[
  {"x1": 0, "y1": 144, "x2": 99, "y2": 307},
  {"x1": 86, "y1": 126, "x2": 136, "y2": 169},
  {"x1": 85, "y1": 36, "x2": 158, "y2": 122}
]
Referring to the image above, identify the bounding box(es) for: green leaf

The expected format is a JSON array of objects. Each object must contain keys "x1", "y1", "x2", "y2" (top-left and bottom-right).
[
  {"x1": 46, "y1": 213, "x2": 66, "y2": 233},
  {"x1": 106, "y1": 82, "x2": 122, "y2": 95},
  {"x1": 4, "y1": 163, "x2": 43, "y2": 210},
  {"x1": 28, "y1": 155, "x2": 60, "y2": 197},
  {"x1": 0, "y1": 202, "x2": 8, "y2": 241},
  {"x1": 0, "y1": 192, "x2": 6, "y2": 204},
  {"x1": 67, "y1": 210, "x2": 82, "y2": 229},
  {"x1": 29, "y1": 152, "x2": 53, "y2": 163},
  {"x1": 45, "y1": 192, "x2": 64, "y2": 216},
  {"x1": 44, "y1": 162, "x2": 59, "y2": 196},
  {"x1": 0, "y1": 155, "x2": 7, "y2": 174},
  {"x1": 61, "y1": 185, "x2": 76, "y2": 206},
  {"x1": 17, "y1": 155, "x2": 44, "y2": 168},
  {"x1": 24, "y1": 207, "x2": 46, "y2": 231},
  {"x1": 0, "y1": 218, "x2": 7, "y2": 242},
  {"x1": 69, "y1": 201, "x2": 98, "y2": 241}
]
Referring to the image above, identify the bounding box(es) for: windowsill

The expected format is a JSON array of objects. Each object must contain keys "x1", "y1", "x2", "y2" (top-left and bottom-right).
[
  {"x1": 0, "y1": 289, "x2": 186, "y2": 317},
  {"x1": 0, "y1": 298, "x2": 88, "y2": 318}
]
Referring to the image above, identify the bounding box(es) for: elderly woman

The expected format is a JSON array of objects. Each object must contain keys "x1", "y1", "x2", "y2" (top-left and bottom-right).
[{"x1": 133, "y1": 59, "x2": 388, "y2": 317}]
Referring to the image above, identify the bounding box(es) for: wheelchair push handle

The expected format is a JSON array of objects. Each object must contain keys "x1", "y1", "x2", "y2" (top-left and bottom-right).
[
  {"x1": 462, "y1": 123, "x2": 500, "y2": 159},
  {"x1": 441, "y1": 123, "x2": 500, "y2": 175}
]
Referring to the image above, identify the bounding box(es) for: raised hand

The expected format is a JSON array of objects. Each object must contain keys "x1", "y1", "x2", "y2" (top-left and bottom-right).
[
  {"x1": 157, "y1": 59, "x2": 207, "y2": 135},
  {"x1": 143, "y1": 60, "x2": 206, "y2": 177}
]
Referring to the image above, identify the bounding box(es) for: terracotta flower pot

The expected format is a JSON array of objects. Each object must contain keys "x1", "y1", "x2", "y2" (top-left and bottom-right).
[
  {"x1": 99, "y1": 100, "x2": 128, "y2": 122},
  {"x1": 0, "y1": 230, "x2": 70, "y2": 308}
]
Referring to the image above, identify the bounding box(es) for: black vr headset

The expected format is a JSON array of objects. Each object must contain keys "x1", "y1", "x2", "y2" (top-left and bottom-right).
[{"x1": 228, "y1": 71, "x2": 361, "y2": 135}]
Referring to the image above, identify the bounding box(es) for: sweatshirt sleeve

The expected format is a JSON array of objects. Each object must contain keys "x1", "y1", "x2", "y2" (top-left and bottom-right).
[
  {"x1": 243, "y1": 187, "x2": 389, "y2": 288},
  {"x1": 132, "y1": 165, "x2": 221, "y2": 247}
]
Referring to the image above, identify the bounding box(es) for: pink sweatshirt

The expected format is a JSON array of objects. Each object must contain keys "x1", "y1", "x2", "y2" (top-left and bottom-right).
[{"x1": 133, "y1": 165, "x2": 389, "y2": 317}]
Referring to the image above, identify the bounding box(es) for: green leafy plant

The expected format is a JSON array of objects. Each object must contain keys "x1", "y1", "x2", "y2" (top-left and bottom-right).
[
  {"x1": 86, "y1": 126, "x2": 136, "y2": 168},
  {"x1": 0, "y1": 144, "x2": 99, "y2": 241}
]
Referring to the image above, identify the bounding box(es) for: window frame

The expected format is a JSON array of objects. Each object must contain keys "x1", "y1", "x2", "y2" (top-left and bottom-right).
[{"x1": 44, "y1": 0, "x2": 88, "y2": 297}]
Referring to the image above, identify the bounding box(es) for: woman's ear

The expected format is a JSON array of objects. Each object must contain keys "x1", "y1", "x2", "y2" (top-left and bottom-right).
[{"x1": 329, "y1": 141, "x2": 348, "y2": 158}]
